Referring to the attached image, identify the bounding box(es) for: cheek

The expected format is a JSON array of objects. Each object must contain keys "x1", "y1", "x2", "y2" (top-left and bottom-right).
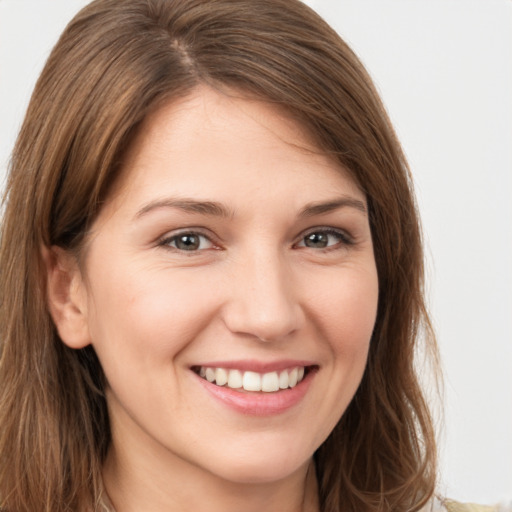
[
  {"x1": 309, "y1": 265, "x2": 379, "y2": 357},
  {"x1": 85, "y1": 264, "x2": 223, "y2": 370},
  {"x1": 296, "y1": 265, "x2": 378, "y2": 446}
]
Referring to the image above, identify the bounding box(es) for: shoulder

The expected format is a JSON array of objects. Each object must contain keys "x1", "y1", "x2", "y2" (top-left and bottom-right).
[
  {"x1": 443, "y1": 501, "x2": 499, "y2": 512},
  {"x1": 421, "y1": 497, "x2": 512, "y2": 512}
]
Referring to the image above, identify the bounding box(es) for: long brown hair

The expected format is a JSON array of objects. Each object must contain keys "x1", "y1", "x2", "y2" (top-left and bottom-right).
[{"x1": 0, "y1": 1, "x2": 438, "y2": 510}]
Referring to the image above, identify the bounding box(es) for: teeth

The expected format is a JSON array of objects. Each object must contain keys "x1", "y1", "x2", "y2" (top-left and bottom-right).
[
  {"x1": 243, "y1": 371, "x2": 261, "y2": 391},
  {"x1": 227, "y1": 369, "x2": 243, "y2": 389},
  {"x1": 288, "y1": 367, "x2": 298, "y2": 388},
  {"x1": 215, "y1": 368, "x2": 228, "y2": 386},
  {"x1": 205, "y1": 367, "x2": 216, "y2": 382},
  {"x1": 197, "y1": 366, "x2": 307, "y2": 392},
  {"x1": 278, "y1": 370, "x2": 289, "y2": 389},
  {"x1": 261, "y1": 372, "x2": 279, "y2": 392}
]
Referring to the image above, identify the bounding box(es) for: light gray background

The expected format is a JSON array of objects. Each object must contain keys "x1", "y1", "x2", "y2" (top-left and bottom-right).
[{"x1": 1, "y1": 0, "x2": 511, "y2": 505}]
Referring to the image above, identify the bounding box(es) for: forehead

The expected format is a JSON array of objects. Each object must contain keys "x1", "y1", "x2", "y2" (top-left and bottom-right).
[{"x1": 108, "y1": 86, "x2": 364, "y2": 212}]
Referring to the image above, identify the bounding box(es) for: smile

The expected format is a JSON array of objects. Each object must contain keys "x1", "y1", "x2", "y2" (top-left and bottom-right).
[
  {"x1": 192, "y1": 362, "x2": 318, "y2": 415},
  {"x1": 194, "y1": 366, "x2": 308, "y2": 392}
]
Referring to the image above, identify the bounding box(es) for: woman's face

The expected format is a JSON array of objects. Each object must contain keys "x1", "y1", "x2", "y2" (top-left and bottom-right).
[{"x1": 74, "y1": 87, "x2": 378, "y2": 485}]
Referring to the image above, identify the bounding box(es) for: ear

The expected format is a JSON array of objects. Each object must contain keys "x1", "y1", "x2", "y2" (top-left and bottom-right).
[{"x1": 42, "y1": 245, "x2": 91, "y2": 349}]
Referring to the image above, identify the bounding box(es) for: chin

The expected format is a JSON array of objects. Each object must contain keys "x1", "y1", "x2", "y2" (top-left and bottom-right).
[{"x1": 202, "y1": 445, "x2": 312, "y2": 485}]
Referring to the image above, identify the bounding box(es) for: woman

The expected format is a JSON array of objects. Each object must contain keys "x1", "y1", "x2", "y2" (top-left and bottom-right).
[{"x1": 0, "y1": 1, "x2": 500, "y2": 511}]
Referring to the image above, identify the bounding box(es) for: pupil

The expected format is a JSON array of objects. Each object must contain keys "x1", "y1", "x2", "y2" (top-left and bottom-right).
[
  {"x1": 176, "y1": 234, "x2": 200, "y2": 250},
  {"x1": 305, "y1": 232, "x2": 328, "y2": 248}
]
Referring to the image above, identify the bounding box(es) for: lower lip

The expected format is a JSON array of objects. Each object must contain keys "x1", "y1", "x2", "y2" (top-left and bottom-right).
[{"x1": 195, "y1": 370, "x2": 315, "y2": 416}]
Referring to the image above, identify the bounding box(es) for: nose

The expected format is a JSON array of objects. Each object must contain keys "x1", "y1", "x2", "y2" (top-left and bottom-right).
[{"x1": 221, "y1": 250, "x2": 303, "y2": 343}]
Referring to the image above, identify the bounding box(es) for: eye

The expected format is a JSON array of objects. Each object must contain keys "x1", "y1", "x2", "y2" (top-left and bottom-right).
[
  {"x1": 161, "y1": 231, "x2": 215, "y2": 252},
  {"x1": 296, "y1": 228, "x2": 352, "y2": 250}
]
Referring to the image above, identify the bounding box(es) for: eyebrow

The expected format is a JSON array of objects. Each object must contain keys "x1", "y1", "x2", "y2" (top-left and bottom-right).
[
  {"x1": 298, "y1": 197, "x2": 367, "y2": 218},
  {"x1": 134, "y1": 195, "x2": 367, "y2": 221},
  {"x1": 135, "y1": 197, "x2": 233, "y2": 219}
]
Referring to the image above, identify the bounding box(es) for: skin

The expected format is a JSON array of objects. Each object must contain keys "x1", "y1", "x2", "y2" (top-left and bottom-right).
[{"x1": 47, "y1": 87, "x2": 379, "y2": 512}]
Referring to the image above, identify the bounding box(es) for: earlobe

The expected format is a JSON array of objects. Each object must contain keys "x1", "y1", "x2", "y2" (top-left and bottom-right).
[{"x1": 42, "y1": 245, "x2": 91, "y2": 349}]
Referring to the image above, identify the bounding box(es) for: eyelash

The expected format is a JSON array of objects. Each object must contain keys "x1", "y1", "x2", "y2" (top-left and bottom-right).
[{"x1": 158, "y1": 227, "x2": 353, "y2": 253}]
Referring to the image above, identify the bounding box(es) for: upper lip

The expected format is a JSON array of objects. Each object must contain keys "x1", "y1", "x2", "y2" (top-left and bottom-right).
[{"x1": 191, "y1": 359, "x2": 317, "y2": 373}]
